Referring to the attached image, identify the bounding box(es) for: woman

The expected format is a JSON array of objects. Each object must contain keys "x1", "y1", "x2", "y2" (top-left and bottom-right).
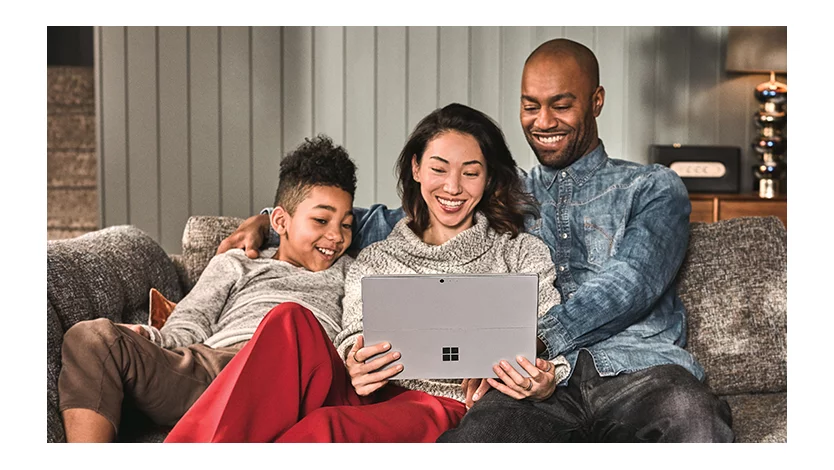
[{"x1": 164, "y1": 103, "x2": 569, "y2": 443}]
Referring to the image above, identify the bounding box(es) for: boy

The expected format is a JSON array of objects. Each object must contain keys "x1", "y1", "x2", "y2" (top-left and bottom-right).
[{"x1": 57, "y1": 135, "x2": 357, "y2": 442}]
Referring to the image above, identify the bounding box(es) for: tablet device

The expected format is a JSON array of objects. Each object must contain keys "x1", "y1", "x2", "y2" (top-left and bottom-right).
[{"x1": 361, "y1": 274, "x2": 538, "y2": 379}]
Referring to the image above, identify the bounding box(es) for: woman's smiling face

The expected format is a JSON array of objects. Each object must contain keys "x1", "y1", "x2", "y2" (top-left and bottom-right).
[{"x1": 412, "y1": 131, "x2": 488, "y2": 242}]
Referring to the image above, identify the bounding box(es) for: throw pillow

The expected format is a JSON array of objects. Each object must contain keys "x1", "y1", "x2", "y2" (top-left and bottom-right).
[{"x1": 149, "y1": 287, "x2": 177, "y2": 329}]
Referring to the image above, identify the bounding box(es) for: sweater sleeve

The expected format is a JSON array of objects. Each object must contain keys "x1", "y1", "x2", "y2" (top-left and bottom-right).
[
  {"x1": 509, "y1": 234, "x2": 571, "y2": 377},
  {"x1": 143, "y1": 253, "x2": 240, "y2": 349},
  {"x1": 333, "y1": 253, "x2": 378, "y2": 361},
  {"x1": 509, "y1": 234, "x2": 561, "y2": 318}
]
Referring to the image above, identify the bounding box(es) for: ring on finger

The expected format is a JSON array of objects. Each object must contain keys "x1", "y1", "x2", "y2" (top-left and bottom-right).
[
  {"x1": 544, "y1": 362, "x2": 553, "y2": 373},
  {"x1": 523, "y1": 378, "x2": 533, "y2": 391},
  {"x1": 353, "y1": 351, "x2": 361, "y2": 364}
]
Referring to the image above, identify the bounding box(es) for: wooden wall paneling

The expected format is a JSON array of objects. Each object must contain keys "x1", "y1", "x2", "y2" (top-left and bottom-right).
[
  {"x1": 126, "y1": 26, "x2": 159, "y2": 238},
  {"x1": 653, "y1": 27, "x2": 690, "y2": 146},
  {"x1": 687, "y1": 26, "x2": 721, "y2": 145},
  {"x1": 624, "y1": 26, "x2": 656, "y2": 164},
  {"x1": 314, "y1": 26, "x2": 345, "y2": 144},
  {"x1": 500, "y1": 27, "x2": 535, "y2": 170},
  {"x1": 469, "y1": 27, "x2": 500, "y2": 122},
  {"x1": 596, "y1": 27, "x2": 627, "y2": 160},
  {"x1": 717, "y1": 27, "x2": 757, "y2": 194},
  {"x1": 282, "y1": 27, "x2": 313, "y2": 154},
  {"x1": 219, "y1": 26, "x2": 252, "y2": 218},
  {"x1": 157, "y1": 27, "x2": 189, "y2": 253},
  {"x1": 564, "y1": 26, "x2": 596, "y2": 50},
  {"x1": 188, "y1": 26, "x2": 221, "y2": 217},
  {"x1": 534, "y1": 26, "x2": 564, "y2": 47},
  {"x1": 97, "y1": 25, "x2": 768, "y2": 246},
  {"x1": 438, "y1": 26, "x2": 469, "y2": 107},
  {"x1": 375, "y1": 27, "x2": 407, "y2": 207},
  {"x1": 251, "y1": 27, "x2": 283, "y2": 213},
  {"x1": 98, "y1": 26, "x2": 128, "y2": 226},
  {"x1": 345, "y1": 27, "x2": 376, "y2": 208},
  {"x1": 94, "y1": 26, "x2": 103, "y2": 229},
  {"x1": 406, "y1": 26, "x2": 438, "y2": 133}
]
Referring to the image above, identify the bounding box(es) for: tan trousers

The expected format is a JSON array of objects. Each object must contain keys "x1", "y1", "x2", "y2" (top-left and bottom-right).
[{"x1": 58, "y1": 318, "x2": 245, "y2": 432}]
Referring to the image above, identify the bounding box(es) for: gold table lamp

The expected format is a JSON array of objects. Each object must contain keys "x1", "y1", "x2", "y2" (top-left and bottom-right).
[{"x1": 726, "y1": 26, "x2": 787, "y2": 198}]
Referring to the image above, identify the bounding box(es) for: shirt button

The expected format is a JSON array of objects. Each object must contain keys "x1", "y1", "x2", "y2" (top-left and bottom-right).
[
  {"x1": 559, "y1": 266, "x2": 565, "y2": 271},
  {"x1": 562, "y1": 233, "x2": 568, "y2": 239},
  {"x1": 561, "y1": 172, "x2": 567, "y2": 177},
  {"x1": 567, "y1": 293, "x2": 573, "y2": 299}
]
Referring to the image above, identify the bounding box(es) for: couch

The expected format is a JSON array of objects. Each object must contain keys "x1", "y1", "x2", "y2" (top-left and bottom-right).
[{"x1": 46, "y1": 215, "x2": 787, "y2": 443}]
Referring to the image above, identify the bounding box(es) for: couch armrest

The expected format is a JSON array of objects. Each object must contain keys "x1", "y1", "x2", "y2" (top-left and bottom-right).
[
  {"x1": 47, "y1": 302, "x2": 65, "y2": 443},
  {"x1": 677, "y1": 216, "x2": 787, "y2": 396},
  {"x1": 46, "y1": 225, "x2": 183, "y2": 441},
  {"x1": 47, "y1": 225, "x2": 183, "y2": 329}
]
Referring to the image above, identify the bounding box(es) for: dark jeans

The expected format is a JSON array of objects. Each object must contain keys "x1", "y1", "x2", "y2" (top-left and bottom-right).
[{"x1": 438, "y1": 350, "x2": 733, "y2": 443}]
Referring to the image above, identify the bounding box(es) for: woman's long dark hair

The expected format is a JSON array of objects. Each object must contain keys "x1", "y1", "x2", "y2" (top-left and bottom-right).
[{"x1": 396, "y1": 103, "x2": 538, "y2": 238}]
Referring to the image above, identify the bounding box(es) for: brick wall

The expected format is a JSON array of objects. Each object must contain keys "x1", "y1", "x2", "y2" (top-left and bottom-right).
[{"x1": 47, "y1": 66, "x2": 98, "y2": 239}]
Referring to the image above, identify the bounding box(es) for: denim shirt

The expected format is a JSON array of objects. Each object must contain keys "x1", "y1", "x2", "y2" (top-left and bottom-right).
[{"x1": 266, "y1": 142, "x2": 704, "y2": 382}]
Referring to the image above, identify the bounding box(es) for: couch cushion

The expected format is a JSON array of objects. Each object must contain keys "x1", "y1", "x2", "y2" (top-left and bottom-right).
[
  {"x1": 722, "y1": 392, "x2": 787, "y2": 443},
  {"x1": 676, "y1": 217, "x2": 787, "y2": 395},
  {"x1": 181, "y1": 216, "x2": 246, "y2": 292}
]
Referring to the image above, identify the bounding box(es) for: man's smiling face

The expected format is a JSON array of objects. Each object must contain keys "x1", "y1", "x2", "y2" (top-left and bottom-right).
[{"x1": 520, "y1": 54, "x2": 604, "y2": 169}]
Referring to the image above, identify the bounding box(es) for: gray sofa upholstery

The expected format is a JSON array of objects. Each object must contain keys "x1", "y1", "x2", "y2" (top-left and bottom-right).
[{"x1": 46, "y1": 215, "x2": 787, "y2": 443}]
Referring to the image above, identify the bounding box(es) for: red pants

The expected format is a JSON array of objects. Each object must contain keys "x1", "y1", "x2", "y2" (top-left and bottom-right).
[{"x1": 164, "y1": 303, "x2": 466, "y2": 443}]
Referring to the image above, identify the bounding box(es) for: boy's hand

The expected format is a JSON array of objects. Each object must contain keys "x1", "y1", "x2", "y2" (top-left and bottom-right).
[
  {"x1": 117, "y1": 323, "x2": 150, "y2": 340},
  {"x1": 460, "y1": 378, "x2": 492, "y2": 410},
  {"x1": 346, "y1": 335, "x2": 403, "y2": 396},
  {"x1": 216, "y1": 213, "x2": 270, "y2": 259}
]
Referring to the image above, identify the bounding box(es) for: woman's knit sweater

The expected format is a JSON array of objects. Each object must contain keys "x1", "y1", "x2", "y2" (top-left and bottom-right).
[{"x1": 333, "y1": 213, "x2": 570, "y2": 403}]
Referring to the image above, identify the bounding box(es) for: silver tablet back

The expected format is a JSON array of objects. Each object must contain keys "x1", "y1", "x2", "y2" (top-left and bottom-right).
[{"x1": 361, "y1": 274, "x2": 538, "y2": 379}]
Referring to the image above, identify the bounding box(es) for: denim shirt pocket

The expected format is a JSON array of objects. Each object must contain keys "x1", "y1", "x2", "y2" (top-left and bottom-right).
[{"x1": 583, "y1": 215, "x2": 617, "y2": 268}]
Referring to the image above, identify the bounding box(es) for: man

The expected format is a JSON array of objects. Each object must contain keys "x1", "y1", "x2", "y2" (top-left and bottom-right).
[{"x1": 221, "y1": 39, "x2": 733, "y2": 442}]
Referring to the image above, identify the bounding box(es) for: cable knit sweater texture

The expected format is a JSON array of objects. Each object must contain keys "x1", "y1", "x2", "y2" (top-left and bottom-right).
[
  {"x1": 144, "y1": 248, "x2": 353, "y2": 349},
  {"x1": 334, "y1": 213, "x2": 570, "y2": 403}
]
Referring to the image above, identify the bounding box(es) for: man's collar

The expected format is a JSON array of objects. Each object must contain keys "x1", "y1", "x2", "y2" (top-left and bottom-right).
[{"x1": 539, "y1": 140, "x2": 608, "y2": 189}]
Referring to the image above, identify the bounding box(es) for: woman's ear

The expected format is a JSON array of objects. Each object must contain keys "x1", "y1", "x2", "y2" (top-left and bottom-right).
[
  {"x1": 411, "y1": 154, "x2": 421, "y2": 183},
  {"x1": 271, "y1": 206, "x2": 288, "y2": 235}
]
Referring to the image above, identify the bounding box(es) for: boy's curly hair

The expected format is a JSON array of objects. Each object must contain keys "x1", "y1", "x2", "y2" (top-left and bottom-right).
[{"x1": 273, "y1": 134, "x2": 357, "y2": 214}]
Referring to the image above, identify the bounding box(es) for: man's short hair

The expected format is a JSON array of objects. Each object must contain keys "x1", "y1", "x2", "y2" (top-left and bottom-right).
[{"x1": 273, "y1": 135, "x2": 357, "y2": 214}]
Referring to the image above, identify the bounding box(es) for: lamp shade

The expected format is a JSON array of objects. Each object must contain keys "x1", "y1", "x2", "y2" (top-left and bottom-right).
[{"x1": 726, "y1": 26, "x2": 787, "y2": 74}]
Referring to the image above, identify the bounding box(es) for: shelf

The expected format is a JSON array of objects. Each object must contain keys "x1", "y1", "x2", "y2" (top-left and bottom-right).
[{"x1": 688, "y1": 192, "x2": 787, "y2": 228}]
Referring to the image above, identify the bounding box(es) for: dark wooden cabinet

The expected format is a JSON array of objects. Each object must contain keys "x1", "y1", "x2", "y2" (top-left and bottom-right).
[{"x1": 689, "y1": 193, "x2": 787, "y2": 228}]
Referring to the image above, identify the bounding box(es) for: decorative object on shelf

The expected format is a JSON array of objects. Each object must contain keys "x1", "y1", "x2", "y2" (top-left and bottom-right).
[
  {"x1": 650, "y1": 144, "x2": 741, "y2": 193},
  {"x1": 725, "y1": 26, "x2": 787, "y2": 199}
]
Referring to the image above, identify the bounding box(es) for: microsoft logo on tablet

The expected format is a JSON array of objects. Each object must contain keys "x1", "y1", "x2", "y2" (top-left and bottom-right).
[{"x1": 442, "y1": 347, "x2": 459, "y2": 362}]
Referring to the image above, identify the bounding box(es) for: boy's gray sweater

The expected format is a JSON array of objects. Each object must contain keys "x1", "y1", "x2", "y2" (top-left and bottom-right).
[{"x1": 144, "y1": 248, "x2": 353, "y2": 349}]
